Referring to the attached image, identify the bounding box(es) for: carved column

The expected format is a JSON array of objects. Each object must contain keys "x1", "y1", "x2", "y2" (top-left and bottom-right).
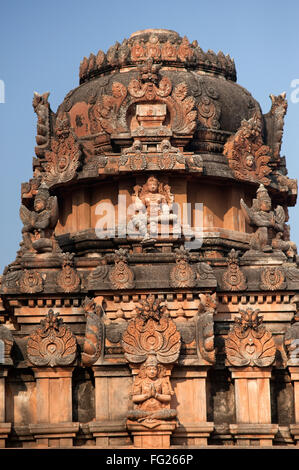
[
  {"x1": 121, "y1": 295, "x2": 181, "y2": 448},
  {"x1": 0, "y1": 325, "x2": 14, "y2": 447},
  {"x1": 284, "y1": 320, "x2": 299, "y2": 444},
  {"x1": 90, "y1": 365, "x2": 131, "y2": 447},
  {"x1": 27, "y1": 310, "x2": 79, "y2": 447},
  {"x1": 226, "y1": 308, "x2": 278, "y2": 445},
  {"x1": 172, "y1": 294, "x2": 216, "y2": 445}
]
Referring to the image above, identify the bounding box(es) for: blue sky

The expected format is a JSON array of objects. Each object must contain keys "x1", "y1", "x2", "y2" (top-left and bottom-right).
[{"x1": 0, "y1": 0, "x2": 298, "y2": 272}]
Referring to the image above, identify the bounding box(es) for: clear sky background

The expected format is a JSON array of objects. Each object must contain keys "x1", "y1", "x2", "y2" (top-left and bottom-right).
[{"x1": 0, "y1": 0, "x2": 298, "y2": 272}]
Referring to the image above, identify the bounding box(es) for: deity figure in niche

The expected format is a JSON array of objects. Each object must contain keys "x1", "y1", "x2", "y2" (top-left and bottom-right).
[
  {"x1": 129, "y1": 175, "x2": 178, "y2": 242},
  {"x1": 127, "y1": 354, "x2": 177, "y2": 426},
  {"x1": 241, "y1": 183, "x2": 291, "y2": 254},
  {"x1": 19, "y1": 183, "x2": 60, "y2": 254}
]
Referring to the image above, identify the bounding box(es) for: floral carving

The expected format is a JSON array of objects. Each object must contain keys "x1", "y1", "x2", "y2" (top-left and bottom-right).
[
  {"x1": 170, "y1": 247, "x2": 196, "y2": 288},
  {"x1": 119, "y1": 140, "x2": 147, "y2": 170},
  {"x1": 225, "y1": 308, "x2": 276, "y2": 367},
  {"x1": 27, "y1": 309, "x2": 77, "y2": 367},
  {"x1": 44, "y1": 119, "x2": 81, "y2": 187},
  {"x1": 122, "y1": 295, "x2": 181, "y2": 364},
  {"x1": 109, "y1": 249, "x2": 135, "y2": 289},
  {"x1": 260, "y1": 266, "x2": 285, "y2": 291},
  {"x1": 222, "y1": 249, "x2": 247, "y2": 291},
  {"x1": 57, "y1": 253, "x2": 80, "y2": 293},
  {"x1": 81, "y1": 297, "x2": 104, "y2": 366},
  {"x1": 158, "y1": 140, "x2": 184, "y2": 169},
  {"x1": 19, "y1": 270, "x2": 43, "y2": 293},
  {"x1": 224, "y1": 113, "x2": 272, "y2": 185}
]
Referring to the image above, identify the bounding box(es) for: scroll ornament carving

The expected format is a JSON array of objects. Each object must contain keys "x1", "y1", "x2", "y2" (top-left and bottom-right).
[
  {"x1": 27, "y1": 309, "x2": 77, "y2": 367},
  {"x1": 170, "y1": 247, "x2": 196, "y2": 288},
  {"x1": 223, "y1": 113, "x2": 272, "y2": 185},
  {"x1": 222, "y1": 249, "x2": 247, "y2": 291},
  {"x1": 260, "y1": 266, "x2": 286, "y2": 291},
  {"x1": 57, "y1": 252, "x2": 80, "y2": 293},
  {"x1": 122, "y1": 295, "x2": 181, "y2": 427},
  {"x1": 109, "y1": 249, "x2": 135, "y2": 289},
  {"x1": 196, "y1": 294, "x2": 216, "y2": 364},
  {"x1": 19, "y1": 270, "x2": 43, "y2": 293},
  {"x1": 81, "y1": 297, "x2": 104, "y2": 366},
  {"x1": 43, "y1": 119, "x2": 81, "y2": 187},
  {"x1": 225, "y1": 308, "x2": 276, "y2": 367},
  {"x1": 87, "y1": 259, "x2": 109, "y2": 289}
]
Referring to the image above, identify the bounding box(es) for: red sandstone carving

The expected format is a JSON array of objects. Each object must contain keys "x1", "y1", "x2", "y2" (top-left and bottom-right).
[
  {"x1": 224, "y1": 113, "x2": 272, "y2": 185},
  {"x1": 81, "y1": 297, "x2": 104, "y2": 366},
  {"x1": 19, "y1": 270, "x2": 43, "y2": 293},
  {"x1": 109, "y1": 249, "x2": 135, "y2": 289},
  {"x1": 27, "y1": 309, "x2": 77, "y2": 367},
  {"x1": 222, "y1": 249, "x2": 247, "y2": 291},
  {"x1": 57, "y1": 253, "x2": 80, "y2": 293},
  {"x1": 170, "y1": 247, "x2": 196, "y2": 288},
  {"x1": 225, "y1": 308, "x2": 276, "y2": 367}
]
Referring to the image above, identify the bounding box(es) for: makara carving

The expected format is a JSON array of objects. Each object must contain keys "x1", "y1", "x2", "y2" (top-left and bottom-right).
[
  {"x1": 27, "y1": 309, "x2": 77, "y2": 367},
  {"x1": 81, "y1": 297, "x2": 104, "y2": 366},
  {"x1": 225, "y1": 308, "x2": 276, "y2": 367}
]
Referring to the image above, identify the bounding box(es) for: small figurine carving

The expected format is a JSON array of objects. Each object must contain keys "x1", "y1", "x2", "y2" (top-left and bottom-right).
[
  {"x1": 129, "y1": 175, "x2": 177, "y2": 241},
  {"x1": 225, "y1": 308, "x2": 276, "y2": 367},
  {"x1": 196, "y1": 294, "x2": 216, "y2": 364},
  {"x1": 19, "y1": 183, "x2": 60, "y2": 254},
  {"x1": 240, "y1": 184, "x2": 287, "y2": 253},
  {"x1": 32, "y1": 91, "x2": 51, "y2": 158},
  {"x1": 127, "y1": 354, "x2": 177, "y2": 427}
]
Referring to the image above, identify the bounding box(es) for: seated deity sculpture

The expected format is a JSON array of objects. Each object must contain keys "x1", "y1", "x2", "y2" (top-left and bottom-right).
[
  {"x1": 129, "y1": 175, "x2": 178, "y2": 241},
  {"x1": 19, "y1": 183, "x2": 60, "y2": 254},
  {"x1": 127, "y1": 354, "x2": 177, "y2": 426}
]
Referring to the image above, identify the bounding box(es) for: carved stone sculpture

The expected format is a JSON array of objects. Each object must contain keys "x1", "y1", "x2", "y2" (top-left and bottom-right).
[
  {"x1": 57, "y1": 253, "x2": 80, "y2": 293},
  {"x1": 44, "y1": 119, "x2": 81, "y2": 187},
  {"x1": 260, "y1": 266, "x2": 286, "y2": 291},
  {"x1": 27, "y1": 309, "x2": 77, "y2": 367},
  {"x1": 19, "y1": 270, "x2": 43, "y2": 293},
  {"x1": 222, "y1": 249, "x2": 247, "y2": 291},
  {"x1": 284, "y1": 320, "x2": 299, "y2": 365},
  {"x1": 223, "y1": 113, "x2": 272, "y2": 185},
  {"x1": 196, "y1": 294, "x2": 216, "y2": 364},
  {"x1": 129, "y1": 175, "x2": 177, "y2": 241},
  {"x1": 170, "y1": 246, "x2": 196, "y2": 288},
  {"x1": 32, "y1": 92, "x2": 51, "y2": 158},
  {"x1": 122, "y1": 295, "x2": 181, "y2": 427},
  {"x1": 87, "y1": 259, "x2": 109, "y2": 289},
  {"x1": 19, "y1": 183, "x2": 60, "y2": 254},
  {"x1": 0, "y1": 325, "x2": 14, "y2": 365},
  {"x1": 81, "y1": 297, "x2": 104, "y2": 366},
  {"x1": 240, "y1": 184, "x2": 287, "y2": 253},
  {"x1": 109, "y1": 248, "x2": 135, "y2": 289},
  {"x1": 225, "y1": 308, "x2": 276, "y2": 367}
]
